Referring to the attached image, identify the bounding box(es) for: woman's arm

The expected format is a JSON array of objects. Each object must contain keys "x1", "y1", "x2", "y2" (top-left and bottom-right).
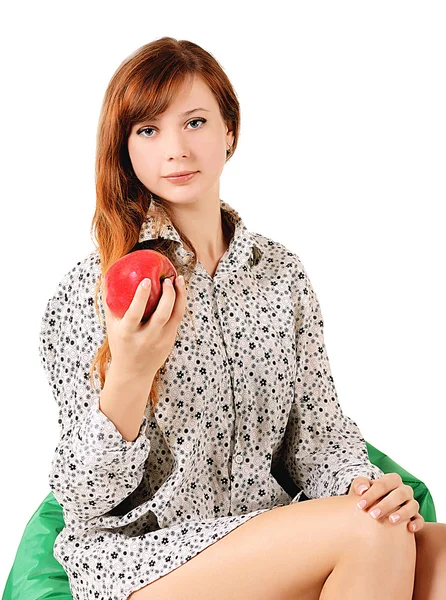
[
  {"x1": 281, "y1": 256, "x2": 384, "y2": 499},
  {"x1": 40, "y1": 256, "x2": 151, "y2": 523},
  {"x1": 99, "y1": 362, "x2": 154, "y2": 443}
]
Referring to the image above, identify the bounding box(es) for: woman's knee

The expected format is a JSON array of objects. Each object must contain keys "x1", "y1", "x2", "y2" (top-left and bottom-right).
[{"x1": 343, "y1": 492, "x2": 417, "y2": 555}]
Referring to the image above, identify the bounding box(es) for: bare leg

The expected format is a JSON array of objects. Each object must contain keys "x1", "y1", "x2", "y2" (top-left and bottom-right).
[
  {"x1": 413, "y1": 522, "x2": 446, "y2": 600},
  {"x1": 127, "y1": 493, "x2": 416, "y2": 600},
  {"x1": 319, "y1": 501, "x2": 417, "y2": 599}
]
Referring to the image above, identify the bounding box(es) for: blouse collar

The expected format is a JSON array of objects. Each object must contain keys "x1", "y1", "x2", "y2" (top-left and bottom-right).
[{"x1": 138, "y1": 198, "x2": 263, "y2": 274}]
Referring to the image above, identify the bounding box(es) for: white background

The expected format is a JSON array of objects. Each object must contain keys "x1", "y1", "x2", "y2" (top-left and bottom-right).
[{"x1": 1, "y1": 0, "x2": 445, "y2": 589}]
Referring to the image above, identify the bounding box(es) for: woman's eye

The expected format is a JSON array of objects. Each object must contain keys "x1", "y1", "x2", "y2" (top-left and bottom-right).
[
  {"x1": 139, "y1": 127, "x2": 156, "y2": 138},
  {"x1": 188, "y1": 118, "x2": 206, "y2": 129},
  {"x1": 137, "y1": 118, "x2": 206, "y2": 138}
]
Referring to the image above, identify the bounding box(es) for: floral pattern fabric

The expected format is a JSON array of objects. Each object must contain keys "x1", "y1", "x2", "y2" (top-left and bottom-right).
[{"x1": 40, "y1": 198, "x2": 384, "y2": 600}]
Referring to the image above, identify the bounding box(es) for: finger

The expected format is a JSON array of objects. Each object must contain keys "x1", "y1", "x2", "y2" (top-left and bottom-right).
[
  {"x1": 385, "y1": 499, "x2": 420, "y2": 525},
  {"x1": 355, "y1": 481, "x2": 385, "y2": 511},
  {"x1": 352, "y1": 477, "x2": 371, "y2": 495},
  {"x1": 123, "y1": 278, "x2": 152, "y2": 326},
  {"x1": 354, "y1": 474, "x2": 399, "y2": 512},
  {"x1": 150, "y1": 277, "x2": 177, "y2": 325},
  {"x1": 364, "y1": 485, "x2": 410, "y2": 520},
  {"x1": 407, "y1": 514, "x2": 425, "y2": 533}
]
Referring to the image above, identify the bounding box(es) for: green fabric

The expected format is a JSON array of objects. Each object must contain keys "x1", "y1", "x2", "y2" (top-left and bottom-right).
[
  {"x1": 2, "y1": 444, "x2": 438, "y2": 599},
  {"x1": 2, "y1": 491, "x2": 71, "y2": 600},
  {"x1": 366, "y1": 441, "x2": 437, "y2": 523}
]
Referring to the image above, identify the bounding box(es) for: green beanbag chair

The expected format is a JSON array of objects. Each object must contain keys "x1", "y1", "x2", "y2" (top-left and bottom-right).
[{"x1": 2, "y1": 442, "x2": 437, "y2": 600}]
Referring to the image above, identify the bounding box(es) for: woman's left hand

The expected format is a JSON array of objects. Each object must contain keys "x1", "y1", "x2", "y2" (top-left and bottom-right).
[{"x1": 349, "y1": 473, "x2": 425, "y2": 533}]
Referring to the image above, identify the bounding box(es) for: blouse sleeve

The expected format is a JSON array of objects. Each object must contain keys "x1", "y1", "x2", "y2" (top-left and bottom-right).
[
  {"x1": 39, "y1": 254, "x2": 151, "y2": 523},
  {"x1": 281, "y1": 256, "x2": 384, "y2": 498}
]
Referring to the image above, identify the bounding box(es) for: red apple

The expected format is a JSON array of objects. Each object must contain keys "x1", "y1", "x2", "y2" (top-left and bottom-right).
[{"x1": 104, "y1": 249, "x2": 178, "y2": 323}]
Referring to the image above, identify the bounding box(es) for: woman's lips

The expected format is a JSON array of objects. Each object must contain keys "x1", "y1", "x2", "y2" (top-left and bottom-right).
[{"x1": 164, "y1": 172, "x2": 198, "y2": 183}]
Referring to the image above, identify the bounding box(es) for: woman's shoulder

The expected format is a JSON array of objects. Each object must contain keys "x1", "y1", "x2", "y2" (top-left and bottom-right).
[
  {"x1": 58, "y1": 249, "x2": 100, "y2": 290},
  {"x1": 44, "y1": 249, "x2": 101, "y2": 314},
  {"x1": 250, "y1": 231, "x2": 307, "y2": 275}
]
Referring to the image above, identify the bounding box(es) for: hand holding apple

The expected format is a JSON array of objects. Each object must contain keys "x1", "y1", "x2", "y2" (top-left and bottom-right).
[
  {"x1": 101, "y1": 250, "x2": 187, "y2": 382},
  {"x1": 103, "y1": 250, "x2": 178, "y2": 322}
]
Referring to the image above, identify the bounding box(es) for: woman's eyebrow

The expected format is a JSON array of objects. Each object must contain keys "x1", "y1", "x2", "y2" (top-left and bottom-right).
[{"x1": 149, "y1": 108, "x2": 210, "y2": 122}]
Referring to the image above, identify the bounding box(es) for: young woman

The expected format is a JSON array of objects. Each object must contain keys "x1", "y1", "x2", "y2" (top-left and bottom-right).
[{"x1": 40, "y1": 37, "x2": 445, "y2": 600}]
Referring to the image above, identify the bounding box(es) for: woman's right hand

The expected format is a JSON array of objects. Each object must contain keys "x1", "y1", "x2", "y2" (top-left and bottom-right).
[{"x1": 101, "y1": 274, "x2": 187, "y2": 384}]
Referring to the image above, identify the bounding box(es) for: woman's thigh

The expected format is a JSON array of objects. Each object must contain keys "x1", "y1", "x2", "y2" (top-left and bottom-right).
[{"x1": 127, "y1": 493, "x2": 405, "y2": 600}]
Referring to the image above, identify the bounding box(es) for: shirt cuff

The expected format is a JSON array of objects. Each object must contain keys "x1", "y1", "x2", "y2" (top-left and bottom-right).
[
  {"x1": 72, "y1": 397, "x2": 151, "y2": 471},
  {"x1": 329, "y1": 463, "x2": 385, "y2": 497}
]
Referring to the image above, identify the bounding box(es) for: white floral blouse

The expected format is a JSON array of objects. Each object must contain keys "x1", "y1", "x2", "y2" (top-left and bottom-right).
[{"x1": 39, "y1": 198, "x2": 384, "y2": 600}]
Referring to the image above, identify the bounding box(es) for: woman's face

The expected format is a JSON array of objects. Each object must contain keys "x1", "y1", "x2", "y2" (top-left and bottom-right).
[{"x1": 127, "y1": 75, "x2": 234, "y2": 205}]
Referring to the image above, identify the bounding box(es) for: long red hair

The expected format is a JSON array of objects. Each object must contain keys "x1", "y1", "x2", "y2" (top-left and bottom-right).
[{"x1": 89, "y1": 37, "x2": 240, "y2": 412}]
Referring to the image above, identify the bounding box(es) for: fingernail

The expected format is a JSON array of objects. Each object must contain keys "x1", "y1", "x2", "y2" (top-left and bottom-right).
[
  {"x1": 357, "y1": 499, "x2": 367, "y2": 509},
  {"x1": 177, "y1": 275, "x2": 185, "y2": 286},
  {"x1": 370, "y1": 508, "x2": 381, "y2": 519},
  {"x1": 358, "y1": 485, "x2": 369, "y2": 495},
  {"x1": 165, "y1": 278, "x2": 173, "y2": 286},
  {"x1": 390, "y1": 514, "x2": 400, "y2": 523},
  {"x1": 142, "y1": 278, "x2": 151, "y2": 289}
]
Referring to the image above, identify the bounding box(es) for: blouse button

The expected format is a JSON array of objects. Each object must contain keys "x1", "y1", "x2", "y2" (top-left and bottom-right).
[{"x1": 234, "y1": 454, "x2": 243, "y2": 464}]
